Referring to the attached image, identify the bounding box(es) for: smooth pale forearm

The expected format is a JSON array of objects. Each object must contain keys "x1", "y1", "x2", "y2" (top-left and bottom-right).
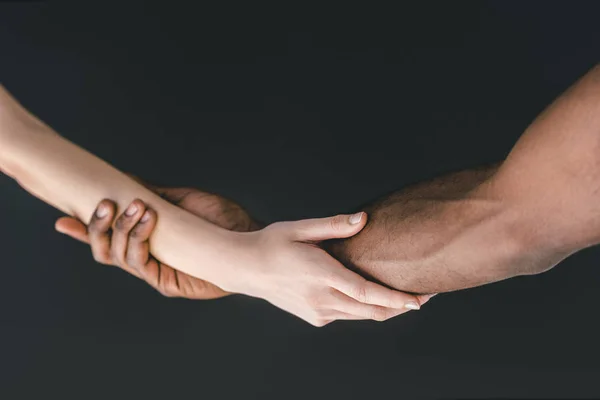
[{"x1": 0, "y1": 86, "x2": 249, "y2": 286}]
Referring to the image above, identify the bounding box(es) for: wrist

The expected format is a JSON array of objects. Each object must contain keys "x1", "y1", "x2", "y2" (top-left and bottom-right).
[{"x1": 198, "y1": 229, "x2": 265, "y2": 294}]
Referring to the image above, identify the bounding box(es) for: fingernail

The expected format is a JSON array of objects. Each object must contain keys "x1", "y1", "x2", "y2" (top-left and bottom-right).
[
  {"x1": 405, "y1": 301, "x2": 420, "y2": 310},
  {"x1": 96, "y1": 205, "x2": 108, "y2": 218},
  {"x1": 125, "y1": 203, "x2": 138, "y2": 217},
  {"x1": 349, "y1": 212, "x2": 363, "y2": 225},
  {"x1": 141, "y1": 211, "x2": 151, "y2": 223}
]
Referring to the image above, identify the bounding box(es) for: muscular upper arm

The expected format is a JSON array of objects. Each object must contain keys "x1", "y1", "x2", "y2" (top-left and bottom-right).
[
  {"x1": 325, "y1": 64, "x2": 600, "y2": 293},
  {"x1": 489, "y1": 64, "x2": 600, "y2": 251}
]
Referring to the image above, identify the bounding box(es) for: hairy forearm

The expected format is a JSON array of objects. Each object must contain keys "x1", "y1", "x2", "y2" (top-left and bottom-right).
[
  {"x1": 327, "y1": 165, "x2": 575, "y2": 294},
  {"x1": 328, "y1": 65, "x2": 600, "y2": 294},
  {"x1": 0, "y1": 85, "x2": 248, "y2": 286},
  {"x1": 325, "y1": 165, "x2": 545, "y2": 293}
]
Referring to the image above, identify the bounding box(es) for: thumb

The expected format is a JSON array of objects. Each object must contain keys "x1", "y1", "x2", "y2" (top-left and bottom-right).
[
  {"x1": 55, "y1": 217, "x2": 90, "y2": 244},
  {"x1": 291, "y1": 212, "x2": 367, "y2": 242}
]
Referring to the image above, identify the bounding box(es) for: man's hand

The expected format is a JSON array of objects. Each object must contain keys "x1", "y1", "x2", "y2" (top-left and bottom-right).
[{"x1": 55, "y1": 177, "x2": 261, "y2": 299}]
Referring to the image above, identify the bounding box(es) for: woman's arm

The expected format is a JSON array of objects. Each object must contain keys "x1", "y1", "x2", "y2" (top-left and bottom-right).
[
  {"x1": 0, "y1": 84, "x2": 244, "y2": 286},
  {"x1": 0, "y1": 84, "x2": 428, "y2": 325}
]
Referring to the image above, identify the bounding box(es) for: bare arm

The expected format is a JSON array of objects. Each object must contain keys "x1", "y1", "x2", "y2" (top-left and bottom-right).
[
  {"x1": 0, "y1": 85, "x2": 244, "y2": 286},
  {"x1": 326, "y1": 64, "x2": 600, "y2": 294},
  {"x1": 0, "y1": 84, "x2": 426, "y2": 325}
]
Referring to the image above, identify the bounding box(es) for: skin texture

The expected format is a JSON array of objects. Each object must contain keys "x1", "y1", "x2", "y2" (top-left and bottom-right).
[
  {"x1": 324, "y1": 165, "x2": 506, "y2": 293},
  {"x1": 56, "y1": 177, "x2": 263, "y2": 299},
  {"x1": 56, "y1": 64, "x2": 600, "y2": 299},
  {"x1": 326, "y1": 64, "x2": 600, "y2": 294},
  {"x1": 0, "y1": 84, "x2": 431, "y2": 326}
]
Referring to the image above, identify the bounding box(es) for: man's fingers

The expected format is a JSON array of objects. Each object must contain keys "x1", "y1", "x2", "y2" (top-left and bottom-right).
[
  {"x1": 138, "y1": 261, "x2": 181, "y2": 298},
  {"x1": 290, "y1": 212, "x2": 368, "y2": 242},
  {"x1": 328, "y1": 290, "x2": 404, "y2": 322},
  {"x1": 111, "y1": 199, "x2": 146, "y2": 267},
  {"x1": 88, "y1": 200, "x2": 117, "y2": 264},
  {"x1": 55, "y1": 217, "x2": 89, "y2": 244},
  {"x1": 125, "y1": 208, "x2": 157, "y2": 269}
]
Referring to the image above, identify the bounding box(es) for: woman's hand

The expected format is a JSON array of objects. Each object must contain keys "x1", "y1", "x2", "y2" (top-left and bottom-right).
[
  {"x1": 58, "y1": 196, "x2": 433, "y2": 325},
  {"x1": 56, "y1": 179, "x2": 434, "y2": 325},
  {"x1": 229, "y1": 213, "x2": 433, "y2": 326}
]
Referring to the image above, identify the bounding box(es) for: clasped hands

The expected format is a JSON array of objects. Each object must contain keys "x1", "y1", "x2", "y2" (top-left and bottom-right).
[{"x1": 55, "y1": 177, "x2": 433, "y2": 326}]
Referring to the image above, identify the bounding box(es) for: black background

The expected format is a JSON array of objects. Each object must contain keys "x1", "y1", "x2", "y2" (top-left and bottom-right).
[{"x1": 1, "y1": 2, "x2": 599, "y2": 399}]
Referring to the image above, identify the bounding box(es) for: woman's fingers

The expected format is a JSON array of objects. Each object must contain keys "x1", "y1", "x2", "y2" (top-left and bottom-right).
[
  {"x1": 328, "y1": 266, "x2": 422, "y2": 310},
  {"x1": 55, "y1": 217, "x2": 89, "y2": 243},
  {"x1": 111, "y1": 199, "x2": 146, "y2": 266},
  {"x1": 289, "y1": 212, "x2": 367, "y2": 242},
  {"x1": 331, "y1": 307, "x2": 413, "y2": 321},
  {"x1": 327, "y1": 290, "x2": 406, "y2": 322},
  {"x1": 87, "y1": 199, "x2": 117, "y2": 264},
  {"x1": 417, "y1": 293, "x2": 437, "y2": 306}
]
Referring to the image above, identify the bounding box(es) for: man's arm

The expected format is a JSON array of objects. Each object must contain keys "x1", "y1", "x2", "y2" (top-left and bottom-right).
[{"x1": 327, "y1": 64, "x2": 600, "y2": 294}]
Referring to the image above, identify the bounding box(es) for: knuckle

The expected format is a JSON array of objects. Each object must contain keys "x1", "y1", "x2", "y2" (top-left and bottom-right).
[
  {"x1": 323, "y1": 272, "x2": 340, "y2": 287},
  {"x1": 305, "y1": 292, "x2": 324, "y2": 309},
  {"x1": 371, "y1": 307, "x2": 388, "y2": 322},
  {"x1": 353, "y1": 282, "x2": 368, "y2": 303},
  {"x1": 266, "y1": 221, "x2": 289, "y2": 237},
  {"x1": 125, "y1": 253, "x2": 137, "y2": 268},
  {"x1": 329, "y1": 215, "x2": 345, "y2": 232},
  {"x1": 114, "y1": 215, "x2": 131, "y2": 232},
  {"x1": 128, "y1": 226, "x2": 144, "y2": 239},
  {"x1": 311, "y1": 319, "x2": 328, "y2": 328},
  {"x1": 92, "y1": 253, "x2": 105, "y2": 264},
  {"x1": 88, "y1": 219, "x2": 107, "y2": 234},
  {"x1": 157, "y1": 287, "x2": 174, "y2": 298},
  {"x1": 110, "y1": 253, "x2": 122, "y2": 266},
  {"x1": 305, "y1": 297, "x2": 318, "y2": 309}
]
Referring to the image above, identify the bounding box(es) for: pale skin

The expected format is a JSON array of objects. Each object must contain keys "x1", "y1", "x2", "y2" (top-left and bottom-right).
[
  {"x1": 0, "y1": 85, "x2": 431, "y2": 326},
  {"x1": 57, "y1": 178, "x2": 262, "y2": 300},
  {"x1": 57, "y1": 63, "x2": 600, "y2": 298}
]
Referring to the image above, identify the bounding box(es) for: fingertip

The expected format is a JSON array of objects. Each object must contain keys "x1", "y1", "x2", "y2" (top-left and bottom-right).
[
  {"x1": 418, "y1": 293, "x2": 437, "y2": 306},
  {"x1": 54, "y1": 217, "x2": 90, "y2": 243},
  {"x1": 141, "y1": 208, "x2": 157, "y2": 226},
  {"x1": 54, "y1": 217, "x2": 70, "y2": 233},
  {"x1": 140, "y1": 209, "x2": 154, "y2": 224},
  {"x1": 55, "y1": 223, "x2": 66, "y2": 234},
  {"x1": 95, "y1": 199, "x2": 116, "y2": 220},
  {"x1": 404, "y1": 301, "x2": 420, "y2": 310},
  {"x1": 348, "y1": 211, "x2": 366, "y2": 225},
  {"x1": 345, "y1": 212, "x2": 367, "y2": 236},
  {"x1": 131, "y1": 208, "x2": 157, "y2": 240}
]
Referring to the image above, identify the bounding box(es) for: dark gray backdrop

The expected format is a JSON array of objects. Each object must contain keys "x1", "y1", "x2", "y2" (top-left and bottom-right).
[{"x1": 1, "y1": 2, "x2": 599, "y2": 399}]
